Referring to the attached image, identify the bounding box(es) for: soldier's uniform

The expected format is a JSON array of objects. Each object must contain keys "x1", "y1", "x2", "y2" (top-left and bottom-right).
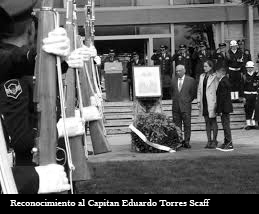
[
  {"x1": 213, "y1": 43, "x2": 228, "y2": 70},
  {"x1": 0, "y1": 2, "x2": 39, "y2": 166},
  {"x1": 151, "y1": 45, "x2": 173, "y2": 100},
  {"x1": 226, "y1": 40, "x2": 244, "y2": 101},
  {"x1": 0, "y1": 0, "x2": 41, "y2": 194},
  {"x1": 172, "y1": 44, "x2": 192, "y2": 76},
  {"x1": 240, "y1": 61, "x2": 259, "y2": 129},
  {"x1": 192, "y1": 42, "x2": 212, "y2": 80},
  {"x1": 0, "y1": 0, "x2": 70, "y2": 166}
]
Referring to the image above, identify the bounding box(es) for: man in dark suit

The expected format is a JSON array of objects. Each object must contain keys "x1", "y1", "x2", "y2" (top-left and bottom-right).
[
  {"x1": 215, "y1": 68, "x2": 234, "y2": 152},
  {"x1": 171, "y1": 65, "x2": 197, "y2": 149}
]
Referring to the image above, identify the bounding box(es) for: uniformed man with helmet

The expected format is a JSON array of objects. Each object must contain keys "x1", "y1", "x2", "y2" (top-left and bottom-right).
[
  {"x1": 226, "y1": 40, "x2": 244, "y2": 102},
  {"x1": 172, "y1": 44, "x2": 192, "y2": 76},
  {"x1": 151, "y1": 45, "x2": 173, "y2": 99},
  {"x1": 240, "y1": 61, "x2": 259, "y2": 130}
]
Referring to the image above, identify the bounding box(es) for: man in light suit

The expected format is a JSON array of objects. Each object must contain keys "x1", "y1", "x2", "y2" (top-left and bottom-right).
[{"x1": 171, "y1": 65, "x2": 197, "y2": 149}]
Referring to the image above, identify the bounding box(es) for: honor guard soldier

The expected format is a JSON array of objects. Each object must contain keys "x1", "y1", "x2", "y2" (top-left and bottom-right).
[
  {"x1": 192, "y1": 41, "x2": 212, "y2": 80},
  {"x1": 240, "y1": 61, "x2": 259, "y2": 130},
  {"x1": 0, "y1": 0, "x2": 70, "y2": 194},
  {"x1": 151, "y1": 45, "x2": 173, "y2": 99},
  {"x1": 104, "y1": 49, "x2": 119, "y2": 63},
  {"x1": 226, "y1": 40, "x2": 244, "y2": 102},
  {"x1": 0, "y1": 0, "x2": 96, "y2": 166},
  {"x1": 213, "y1": 43, "x2": 228, "y2": 70},
  {"x1": 172, "y1": 44, "x2": 192, "y2": 76}
]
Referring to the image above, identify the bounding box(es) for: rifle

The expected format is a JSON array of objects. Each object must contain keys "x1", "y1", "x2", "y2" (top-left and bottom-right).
[
  {"x1": 79, "y1": 0, "x2": 111, "y2": 155},
  {"x1": 34, "y1": 0, "x2": 57, "y2": 165},
  {"x1": 0, "y1": 119, "x2": 18, "y2": 194},
  {"x1": 64, "y1": 0, "x2": 92, "y2": 181}
]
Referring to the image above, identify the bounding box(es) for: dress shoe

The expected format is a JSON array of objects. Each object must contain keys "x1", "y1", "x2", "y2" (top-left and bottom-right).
[
  {"x1": 204, "y1": 141, "x2": 211, "y2": 149},
  {"x1": 207, "y1": 141, "x2": 217, "y2": 149}
]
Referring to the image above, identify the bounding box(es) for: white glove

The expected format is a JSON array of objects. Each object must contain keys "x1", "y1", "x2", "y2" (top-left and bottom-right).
[
  {"x1": 66, "y1": 45, "x2": 97, "y2": 68},
  {"x1": 94, "y1": 55, "x2": 102, "y2": 65},
  {"x1": 75, "y1": 106, "x2": 102, "y2": 122},
  {"x1": 42, "y1": 27, "x2": 70, "y2": 57},
  {"x1": 35, "y1": 164, "x2": 70, "y2": 194},
  {"x1": 57, "y1": 117, "x2": 85, "y2": 138}
]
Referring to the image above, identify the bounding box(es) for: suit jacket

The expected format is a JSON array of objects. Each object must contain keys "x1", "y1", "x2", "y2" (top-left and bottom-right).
[
  {"x1": 171, "y1": 75, "x2": 197, "y2": 113},
  {"x1": 216, "y1": 76, "x2": 233, "y2": 114}
]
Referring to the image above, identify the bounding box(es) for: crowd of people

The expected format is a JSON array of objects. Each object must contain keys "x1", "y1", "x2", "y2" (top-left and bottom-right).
[{"x1": 169, "y1": 44, "x2": 259, "y2": 152}]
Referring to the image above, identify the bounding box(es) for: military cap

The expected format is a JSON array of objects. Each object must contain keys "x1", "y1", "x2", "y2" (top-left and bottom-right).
[
  {"x1": 199, "y1": 41, "x2": 206, "y2": 47},
  {"x1": 237, "y1": 40, "x2": 244, "y2": 45},
  {"x1": 132, "y1": 52, "x2": 139, "y2": 56},
  {"x1": 160, "y1": 45, "x2": 165, "y2": 49},
  {"x1": 219, "y1": 43, "x2": 226, "y2": 48},
  {"x1": 179, "y1": 44, "x2": 187, "y2": 49},
  {"x1": 108, "y1": 49, "x2": 115, "y2": 55},
  {"x1": 0, "y1": 0, "x2": 38, "y2": 36}
]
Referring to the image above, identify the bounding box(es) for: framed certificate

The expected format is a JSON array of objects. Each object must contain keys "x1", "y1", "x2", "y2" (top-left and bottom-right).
[{"x1": 133, "y1": 66, "x2": 162, "y2": 98}]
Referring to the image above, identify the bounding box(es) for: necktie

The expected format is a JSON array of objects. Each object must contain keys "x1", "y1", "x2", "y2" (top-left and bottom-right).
[{"x1": 178, "y1": 78, "x2": 183, "y2": 91}]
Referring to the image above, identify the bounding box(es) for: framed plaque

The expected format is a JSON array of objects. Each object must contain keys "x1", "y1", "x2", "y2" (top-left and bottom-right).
[{"x1": 133, "y1": 66, "x2": 162, "y2": 98}]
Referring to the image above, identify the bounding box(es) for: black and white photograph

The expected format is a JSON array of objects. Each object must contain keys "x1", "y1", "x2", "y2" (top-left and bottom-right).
[{"x1": 0, "y1": 0, "x2": 259, "y2": 206}]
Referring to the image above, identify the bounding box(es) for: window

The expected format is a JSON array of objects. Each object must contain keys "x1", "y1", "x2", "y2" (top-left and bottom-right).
[
  {"x1": 173, "y1": 0, "x2": 214, "y2": 5},
  {"x1": 94, "y1": 24, "x2": 170, "y2": 36}
]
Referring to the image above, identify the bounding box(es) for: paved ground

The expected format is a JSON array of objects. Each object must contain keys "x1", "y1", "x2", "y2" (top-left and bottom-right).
[{"x1": 87, "y1": 129, "x2": 259, "y2": 163}]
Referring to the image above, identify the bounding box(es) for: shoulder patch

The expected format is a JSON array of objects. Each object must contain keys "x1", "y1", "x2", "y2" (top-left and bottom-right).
[{"x1": 4, "y1": 79, "x2": 22, "y2": 99}]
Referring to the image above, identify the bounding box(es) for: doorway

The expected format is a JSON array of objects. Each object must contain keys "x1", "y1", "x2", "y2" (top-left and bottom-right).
[{"x1": 95, "y1": 39, "x2": 147, "y2": 60}]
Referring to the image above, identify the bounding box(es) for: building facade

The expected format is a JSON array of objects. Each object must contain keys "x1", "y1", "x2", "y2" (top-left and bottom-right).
[
  {"x1": 66, "y1": 0, "x2": 257, "y2": 63},
  {"x1": 52, "y1": 0, "x2": 259, "y2": 100}
]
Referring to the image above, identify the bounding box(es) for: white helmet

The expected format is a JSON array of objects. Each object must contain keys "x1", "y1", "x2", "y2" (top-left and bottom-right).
[
  {"x1": 230, "y1": 40, "x2": 238, "y2": 47},
  {"x1": 246, "y1": 61, "x2": 255, "y2": 68}
]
